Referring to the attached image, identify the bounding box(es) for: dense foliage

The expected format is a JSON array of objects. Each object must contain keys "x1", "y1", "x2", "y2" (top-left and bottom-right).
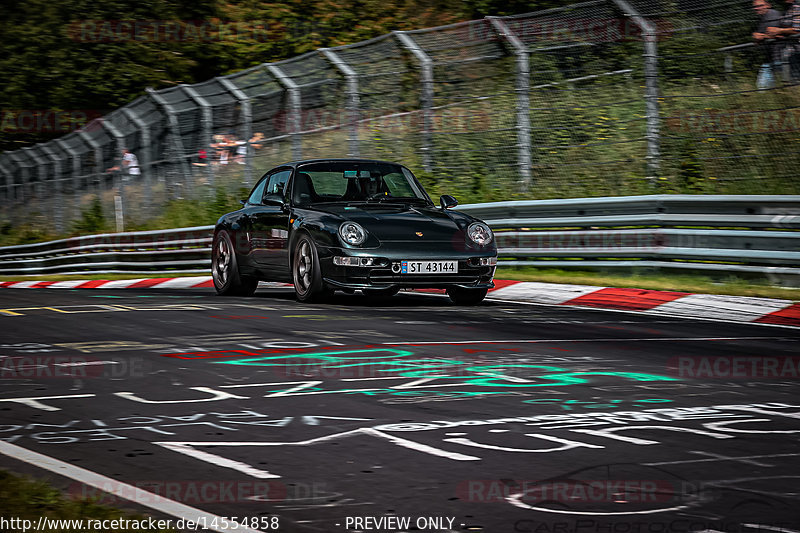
[{"x1": 0, "y1": 0, "x2": 561, "y2": 152}]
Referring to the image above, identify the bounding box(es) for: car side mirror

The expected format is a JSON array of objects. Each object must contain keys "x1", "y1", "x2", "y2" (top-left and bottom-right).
[
  {"x1": 263, "y1": 196, "x2": 282, "y2": 206},
  {"x1": 240, "y1": 199, "x2": 246, "y2": 206},
  {"x1": 440, "y1": 195, "x2": 458, "y2": 209}
]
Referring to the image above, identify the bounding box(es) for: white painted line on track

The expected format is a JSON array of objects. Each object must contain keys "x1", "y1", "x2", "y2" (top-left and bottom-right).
[
  {"x1": 0, "y1": 441, "x2": 266, "y2": 533},
  {"x1": 155, "y1": 442, "x2": 279, "y2": 479},
  {"x1": 361, "y1": 428, "x2": 480, "y2": 461},
  {"x1": 743, "y1": 524, "x2": 800, "y2": 533}
]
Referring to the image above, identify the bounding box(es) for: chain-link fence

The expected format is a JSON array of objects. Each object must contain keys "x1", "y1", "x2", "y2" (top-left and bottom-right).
[{"x1": 1, "y1": 0, "x2": 799, "y2": 234}]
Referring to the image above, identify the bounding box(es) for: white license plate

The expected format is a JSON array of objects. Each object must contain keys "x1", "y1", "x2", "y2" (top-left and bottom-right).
[{"x1": 401, "y1": 260, "x2": 458, "y2": 274}]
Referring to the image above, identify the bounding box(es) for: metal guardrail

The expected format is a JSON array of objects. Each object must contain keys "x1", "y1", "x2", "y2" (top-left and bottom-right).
[
  {"x1": 0, "y1": 226, "x2": 214, "y2": 275},
  {"x1": 0, "y1": 195, "x2": 799, "y2": 278}
]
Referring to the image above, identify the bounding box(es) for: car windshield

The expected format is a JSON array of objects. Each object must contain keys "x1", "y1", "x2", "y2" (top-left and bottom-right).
[{"x1": 292, "y1": 161, "x2": 431, "y2": 206}]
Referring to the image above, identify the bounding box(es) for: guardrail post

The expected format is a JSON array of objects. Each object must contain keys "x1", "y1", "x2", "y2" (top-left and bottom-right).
[
  {"x1": 180, "y1": 85, "x2": 215, "y2": 188},
  {"x1": 147, "y1": 88, "x2": 193, "y2": 200},
  {"x1": 99, "y1": 119, "x2": 128, "y2": 231},
  {"x1": 0, "y1": 161, "x2": 12, "y2": 206},
  {"x1": 23, "y1": 147, "x2": 47, "y2": 203},
  {"x1": 267, "y1": 64, "x2": 303, "y2": 161},
  {"x1": 612, "y1": 0, "x2": 660, "y2": 186},
  {"x1": 488, "y1": 16, "x2": 532, "y2": 190},
  {"x1": 218, "y1": 76, "x2": 254, "y2": 186},
  {"x1": 6, "y1": 152, "x2": 27, "y2": 204},
  {"x1": 38, "y1": 144, "x2": 65, "y2": 233},
  {"x1": 55, "y1": 138, "x2": 83, "y2": 224},
  {"x1": 321, "y1": 48, "x2": 361, "y2": 158},
  {"x1": 77, "y1": 129, "x2": 104, "y2": 200},
  {"x1": 394, "y1": 31, "x2": 434, "y2": 172},
  {"x1": 120, "y1": 107, "x2": 152, "y2": 213}
]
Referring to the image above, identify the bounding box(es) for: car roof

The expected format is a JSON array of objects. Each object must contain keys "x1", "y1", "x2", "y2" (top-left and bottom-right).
[{"x1": 282, "y1": 158, "x2": 404, "y2": 167}]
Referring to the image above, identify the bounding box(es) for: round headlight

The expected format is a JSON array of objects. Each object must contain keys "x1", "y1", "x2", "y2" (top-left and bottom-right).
[
  {"x1": 467, "y1": 222, "x2": 493, "y2": 246},
  {"x1": 338, "y1": 221, "x2": 367, "y2": 245}
]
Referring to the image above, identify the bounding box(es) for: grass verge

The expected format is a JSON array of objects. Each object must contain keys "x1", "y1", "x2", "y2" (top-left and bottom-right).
[
  {"x1": 0, "y1": 469, "x2": 172, "y2": 532},
  {"x1": 497, "y1": 266, "x2": 800, "y2": 301}
]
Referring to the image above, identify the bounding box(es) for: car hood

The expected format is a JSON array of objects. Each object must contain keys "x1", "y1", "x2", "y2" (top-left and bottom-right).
[{"x1": 315, "y1": 203, "x2": 468, "y2": 241}]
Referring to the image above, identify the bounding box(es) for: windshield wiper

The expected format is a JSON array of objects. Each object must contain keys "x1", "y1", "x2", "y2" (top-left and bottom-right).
[{"x1": 363, "y1": 195, "x2": 429, "y2": 203}]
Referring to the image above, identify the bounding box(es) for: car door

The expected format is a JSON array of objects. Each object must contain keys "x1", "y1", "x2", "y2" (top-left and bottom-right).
[
  {"x1": 250, "y1": 168, "x2": 292, "y2": 278},
  {"x1": 238, "y1": 174, "x2": 270, "y2": 266}
]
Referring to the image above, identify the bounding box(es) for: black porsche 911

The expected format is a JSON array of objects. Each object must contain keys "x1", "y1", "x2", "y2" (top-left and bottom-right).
[{"x1": 211, "y1": 159, "x2": 498, "y2": 304}]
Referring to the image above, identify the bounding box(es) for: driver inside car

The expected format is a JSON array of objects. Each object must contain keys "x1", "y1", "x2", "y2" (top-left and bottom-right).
[{"x1": 344, "y1": 175, "x2": 385, "y2": 200}]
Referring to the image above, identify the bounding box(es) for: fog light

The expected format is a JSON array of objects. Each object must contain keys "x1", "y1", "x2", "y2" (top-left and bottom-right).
[
  {"x1": 334, "y1": 256, "x2": 375, "y2": 267},
  {"x1": 478, "y1": 257, "x2": 498, "y2": 266}
]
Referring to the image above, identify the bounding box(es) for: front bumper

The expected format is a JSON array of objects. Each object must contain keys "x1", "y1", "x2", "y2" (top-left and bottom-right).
[{"x1": 317, "y1": 243, "x2": 496, "y2": 290}]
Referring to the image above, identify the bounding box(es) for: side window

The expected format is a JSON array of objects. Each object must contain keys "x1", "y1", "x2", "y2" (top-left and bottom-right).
[
  {"x1": 247, "y1": 176, "x2": 269, "y2": 205},
  {"x1": 263, "y1": 170, "x2": 292, "y2": 204}
]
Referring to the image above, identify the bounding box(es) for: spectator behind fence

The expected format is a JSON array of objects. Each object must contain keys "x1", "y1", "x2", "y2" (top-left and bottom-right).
[
  {"x1": 210, "y1": 134, "x2": 229, "y2": 165},
  {"x1": 233, "y1": 134, "x2": 246, "y2": 164},
  {"x1": 753, "y1": 0, "x2": 783, "y2": 88},
  {"x1": 766, "y1": 0, "x2": 800, "y2": 81},
  {"x1": 107, "y1": 148, "x2": 141, "y2": 177},
  {"x1": 234, "y1": 132, "x2": 265, "y2": 164},
  {"x1": 194, "y1": 148, "x2": 208, "y2": 166}
]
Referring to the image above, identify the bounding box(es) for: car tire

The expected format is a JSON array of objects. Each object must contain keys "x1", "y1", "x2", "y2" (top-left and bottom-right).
[
  {"x1": 362, "y1": 287, "x2": 400, "y2": 299},
  {"x1": 212, "y1": 230, "x2": 258, "y2": 296},
  {"x1": 447, "y1": 287, "x2": 488, "y2": 305},
  {"x1": 292, "y1": 234, "x2": 333, "y2": 302}
]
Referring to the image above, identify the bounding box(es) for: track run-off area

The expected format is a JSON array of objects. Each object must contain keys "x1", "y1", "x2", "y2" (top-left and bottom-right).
[{"x1": 0, "y1": 286, "x2": 799, "y2": 533}]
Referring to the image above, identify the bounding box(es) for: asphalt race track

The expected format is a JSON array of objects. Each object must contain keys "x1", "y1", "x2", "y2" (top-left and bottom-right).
[{"x1": 1, "y1": 287, "x2": 799, "y2": 533}]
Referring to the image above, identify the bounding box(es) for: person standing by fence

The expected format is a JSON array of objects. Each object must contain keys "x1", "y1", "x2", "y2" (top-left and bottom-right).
[
  {"x1": 107, "y1": 148, "x2": 140, "y2": 177},
  {"x1": 753, "y1": 0, "x2": 783, "y2": 87},
  {"x1": 766, "y1": 0, "x2": 800, "y2": 81}
]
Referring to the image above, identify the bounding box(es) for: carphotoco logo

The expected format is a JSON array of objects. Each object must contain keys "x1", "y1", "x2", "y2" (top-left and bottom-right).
[{"x1": 66, "y1": 20, "x2": 271, "y2": 43}]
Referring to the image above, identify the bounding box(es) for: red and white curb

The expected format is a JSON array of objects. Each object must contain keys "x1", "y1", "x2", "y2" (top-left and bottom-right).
[
  {"x1": 1, "y1": 277, "x2": 798, "y2": 327},
  {"x1": 0, "y1": 278, "x2": 291, "y2": 290},
  {"x1": 488, "y1": 281, "x2": 800, "y2": 328},
  {"x1": 0, "y1": 278, "x2": 217, "y2": 290}
]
